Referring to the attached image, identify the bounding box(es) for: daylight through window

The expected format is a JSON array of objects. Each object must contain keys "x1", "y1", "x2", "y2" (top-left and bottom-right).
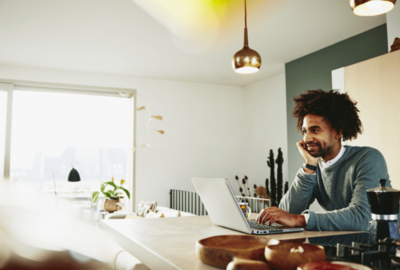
[{"x1": 7, "y1": 89, "x2": 133, "y2": 200}]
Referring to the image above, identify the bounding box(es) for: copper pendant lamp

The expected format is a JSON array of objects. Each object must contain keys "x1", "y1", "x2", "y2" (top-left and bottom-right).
[
  {"x1": 232, "y1": 0, "x2": 261, "y2": 74},
  {"x1": 350, "y1": 0, "x2": 396, "y2": 16}
]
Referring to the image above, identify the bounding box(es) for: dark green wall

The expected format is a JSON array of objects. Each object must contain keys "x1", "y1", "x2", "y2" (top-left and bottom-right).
[{"x1": 285, "y1": 24, "x2": 388, "y2": 183}]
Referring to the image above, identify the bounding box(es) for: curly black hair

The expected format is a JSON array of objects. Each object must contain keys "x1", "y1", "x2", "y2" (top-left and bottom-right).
[{"x1": 292, "y1": 90, "x2": 363, "y2": 141}]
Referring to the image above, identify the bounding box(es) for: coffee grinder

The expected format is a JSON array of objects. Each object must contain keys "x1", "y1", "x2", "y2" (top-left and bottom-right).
[{"x1": 367, "y1": 179, "x2": 400, "y2": 242}]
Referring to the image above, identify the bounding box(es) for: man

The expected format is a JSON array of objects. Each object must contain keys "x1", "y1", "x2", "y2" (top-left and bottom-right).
[{"x1": 256, "y1": 89, "x2": 391, "y2": 231}]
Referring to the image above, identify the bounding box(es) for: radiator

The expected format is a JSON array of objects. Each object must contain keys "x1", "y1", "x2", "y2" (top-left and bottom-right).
[
  {"x1": 169, "y1": 189, "x2": 270, "y2": 216},
  {"x1": 169, "y1": 189, "x2": 208, "y2": 216}
]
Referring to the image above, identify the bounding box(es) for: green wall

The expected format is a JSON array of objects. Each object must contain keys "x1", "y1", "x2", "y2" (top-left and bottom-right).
[{"x1": 285, "y1": 24, "x2": 388, "y2": 183}]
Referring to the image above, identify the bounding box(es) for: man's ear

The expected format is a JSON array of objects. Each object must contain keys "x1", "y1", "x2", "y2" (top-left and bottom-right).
[{"x1": 335, "y1": 130, "x2": 343, "y2": 140}]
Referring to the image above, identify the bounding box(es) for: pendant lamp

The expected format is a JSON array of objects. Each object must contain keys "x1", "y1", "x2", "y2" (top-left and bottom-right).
[
  {"x1": 350, "y1": 0, "x2": 396, "y2": 16},
  {"x1": 232, "y1": 0, "x2": 261, "y2": 74}
]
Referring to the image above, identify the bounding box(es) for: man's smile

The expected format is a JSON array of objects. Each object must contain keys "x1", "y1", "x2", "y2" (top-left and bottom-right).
[{"x1": 307, "y1": 143, "x2": 319, "y2": 151}]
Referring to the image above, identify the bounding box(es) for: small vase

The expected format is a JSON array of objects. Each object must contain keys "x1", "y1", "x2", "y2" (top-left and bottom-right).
[{"x1": 103, "y1": 198, "x2": 121, "y2": 213}]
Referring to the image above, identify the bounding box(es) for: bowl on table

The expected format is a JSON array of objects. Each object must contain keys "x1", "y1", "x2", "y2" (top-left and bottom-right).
[
  {"x1": 196, "y1": 235, "x2": 279, "y2": 269},
  {"x1": 264, "y1": 242, "x2": 326, "y2": 270},
  {"x1": 297, "y1": 261, "x2": 371, "y2": 270}
]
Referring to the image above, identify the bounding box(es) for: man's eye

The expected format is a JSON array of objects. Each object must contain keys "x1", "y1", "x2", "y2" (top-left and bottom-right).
[
  {"x1": 302, "y1": 130, "x2": 307, "y2": 134},
  {"x1": 312, "y1": 129, "x2": 318, "y2": 133}
]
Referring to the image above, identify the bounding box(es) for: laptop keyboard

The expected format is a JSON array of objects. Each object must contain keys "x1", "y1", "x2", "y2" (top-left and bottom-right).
[{"x1": 248, "y1": 221, "x2": 280, "y2": 231}]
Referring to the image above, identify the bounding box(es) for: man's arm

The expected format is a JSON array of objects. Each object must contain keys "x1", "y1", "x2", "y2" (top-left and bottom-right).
[
  {"x1": 256, "y1": 166, "x2": 316, "y2": 227},
  {"x1": 279, "y1": 166, "x2": 317, "y2": 213},
  {"x1": 256, "y1": 140, "x2": 318, "y2": 226},
  {"x1": 280, "y1": 139, "x2": 319, "y2": 213},
  {"x1": 304, "y1": 149, "x2": 389, "y2": 231}
]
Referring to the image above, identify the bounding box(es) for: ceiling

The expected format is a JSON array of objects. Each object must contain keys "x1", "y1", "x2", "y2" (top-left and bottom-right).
[{"x1": 0, "y1": 0, "x2": 386, "y2": 86}]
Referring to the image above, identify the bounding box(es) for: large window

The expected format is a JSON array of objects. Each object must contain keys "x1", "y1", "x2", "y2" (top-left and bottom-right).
[
  {"x1": 0, "y1": 91, "x2": 7, "y2": 180},
  {"x1": 0, "y1": 83, "x2": 135, "y2": 209}
]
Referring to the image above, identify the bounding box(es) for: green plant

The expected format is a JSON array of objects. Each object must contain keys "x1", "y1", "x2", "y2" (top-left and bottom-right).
[
  {"x1": 236, "y1": 148, "x2": 289, "y2": 207},
  {"x1": 92, "y1": 178, "x2": 130, "y2": 204},
  {"x1": 266, "y1": 148, "x2": 288, "y2": 207}
]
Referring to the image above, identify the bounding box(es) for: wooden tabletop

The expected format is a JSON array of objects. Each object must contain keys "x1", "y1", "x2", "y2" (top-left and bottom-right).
[{"x1": 100, "y1": 215, "x2": 365, "y2": 270}]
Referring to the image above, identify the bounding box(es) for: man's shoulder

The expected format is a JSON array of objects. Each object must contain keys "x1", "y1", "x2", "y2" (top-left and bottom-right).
[
  {"x1": 344, "y1": 145, "x2": 382, "y2": 155},
  {"x1": 344, "y1": 145, "x2": 385, "y2": 163},
  {"x1": 342, "y1": 146, "x2": 388, "y2": 183}
]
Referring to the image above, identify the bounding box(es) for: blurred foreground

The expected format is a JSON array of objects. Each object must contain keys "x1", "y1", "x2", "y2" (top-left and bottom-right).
[{"x1": 0, "y1": 182, "x2": 124, "y2": 269}]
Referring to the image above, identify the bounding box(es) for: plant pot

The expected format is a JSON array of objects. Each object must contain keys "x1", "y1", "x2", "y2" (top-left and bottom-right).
[{"x1": 103, "y1": 198, "x2": 121, "y2": 213}]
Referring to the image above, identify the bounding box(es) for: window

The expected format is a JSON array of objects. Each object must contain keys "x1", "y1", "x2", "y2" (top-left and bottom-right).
[
  {"x1": 1, "y1": 83, "x2": 135, "y2": 210},
  {"x1": 0, "y1": 91, "x2": 7, "y2": 179}
]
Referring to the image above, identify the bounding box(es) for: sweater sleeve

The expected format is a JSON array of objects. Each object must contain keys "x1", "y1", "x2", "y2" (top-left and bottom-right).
[
  {"x1": 304, "y1": 148, "x2": 390, "y2": 231},
  {"x1": 279, "y1": 165, "x2": 317, "y2": 214}
]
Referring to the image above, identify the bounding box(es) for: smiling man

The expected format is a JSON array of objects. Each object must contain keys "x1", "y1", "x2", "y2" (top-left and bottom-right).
[{"x1": 256, "y1": 89, "x2": 391, "y2": 231}]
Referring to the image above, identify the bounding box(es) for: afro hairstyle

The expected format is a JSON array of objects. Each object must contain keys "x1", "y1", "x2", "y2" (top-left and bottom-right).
[{"x1": 292, "y1": 89, "x2": 363, "y2": 141}]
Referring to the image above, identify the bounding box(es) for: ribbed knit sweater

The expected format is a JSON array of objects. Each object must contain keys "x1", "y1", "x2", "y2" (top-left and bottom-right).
[{"x1": 279, "y1": 146, "x2": 391, "y2": 231}]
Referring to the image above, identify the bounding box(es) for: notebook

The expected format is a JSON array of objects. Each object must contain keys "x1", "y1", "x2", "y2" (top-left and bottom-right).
[{"x1": 191, "y1": 178, "x2": 304, "y2": 235}]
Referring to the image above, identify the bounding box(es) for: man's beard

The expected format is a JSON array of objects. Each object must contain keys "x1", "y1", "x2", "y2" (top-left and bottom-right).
[{"x1": 307, "y1": 142, "x2": 332, "y2": 158}]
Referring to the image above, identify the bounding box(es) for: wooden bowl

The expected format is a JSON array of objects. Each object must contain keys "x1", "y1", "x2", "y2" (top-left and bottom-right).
[
  {"x1": 297, "y1": 261, "x2": 371, "y2": 270},
  {"x1": 264, "y1": 242, "x2": 326, "y2": 270},
  {"x1": 196, "y1": 235, "x2": 279, "y2": 268}
]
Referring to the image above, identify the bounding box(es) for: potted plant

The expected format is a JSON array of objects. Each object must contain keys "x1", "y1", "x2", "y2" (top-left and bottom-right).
[{"x1": 92, "y1": 178, "x2": 130, "y2": 213}]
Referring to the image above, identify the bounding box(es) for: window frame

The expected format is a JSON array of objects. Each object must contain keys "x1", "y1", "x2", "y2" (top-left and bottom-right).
[{"x1": 0, "y1": 80, "x2": 137, "y2": 212}]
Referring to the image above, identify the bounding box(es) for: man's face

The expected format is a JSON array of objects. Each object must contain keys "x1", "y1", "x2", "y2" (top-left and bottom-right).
[{"x1": 301, "y1": 114, "x2": 340, "y2": 159}]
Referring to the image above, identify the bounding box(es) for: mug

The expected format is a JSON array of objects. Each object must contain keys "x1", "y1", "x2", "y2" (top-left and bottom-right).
[{"x1": 239, "y1": 202, "x2": 252, "y2": 220}]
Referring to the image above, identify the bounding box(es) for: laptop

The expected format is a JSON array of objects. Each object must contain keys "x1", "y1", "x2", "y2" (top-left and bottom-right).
[{"x1": 191, "y1": 178, "x2": 304, "y2": 235}]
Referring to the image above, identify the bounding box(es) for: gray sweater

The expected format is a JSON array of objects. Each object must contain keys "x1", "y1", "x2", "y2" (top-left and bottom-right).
[{"x1": 279, "y1": 146, "x2": 391, "y2": 231}]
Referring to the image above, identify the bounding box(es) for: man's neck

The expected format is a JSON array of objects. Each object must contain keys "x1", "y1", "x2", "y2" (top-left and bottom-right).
[{"x1": 322, "y1": 141, "x2": 342, "y2": 162}]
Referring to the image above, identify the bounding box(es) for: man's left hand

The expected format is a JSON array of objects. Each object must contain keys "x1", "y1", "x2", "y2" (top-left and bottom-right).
[{"x1": 256, "y1": 207, "x2": 306, "y2": 228}]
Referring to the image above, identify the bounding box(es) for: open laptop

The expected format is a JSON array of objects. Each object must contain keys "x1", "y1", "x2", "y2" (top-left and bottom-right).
[{"x1": 191, "y1": 178, "x2": 304, "y2": 235}]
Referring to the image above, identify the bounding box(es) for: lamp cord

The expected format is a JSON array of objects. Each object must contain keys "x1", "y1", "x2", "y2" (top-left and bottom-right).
[{"x1": 244, "y1": 0, "x2": 247, "y2": 28}]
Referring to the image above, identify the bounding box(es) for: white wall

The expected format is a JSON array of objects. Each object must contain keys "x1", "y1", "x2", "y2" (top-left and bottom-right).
[
  {"x1": 387, "y1": 3, "x2": 400, "y2": 52},
  {"x1": 0, "y1": 64, "x2": 288, "y2": 209},
  {"x1": 242, "y1": 74, "x2": 288, "y2": 197},
  {"x1": 331, "y1": 68, "x2": 345, "y2": 94},
  {"x1": 0, "y1": 65, "x2": 245, "y2": 207},
  {"x1": 133, "y1": 79, "x2": 245, "y2": 207}
]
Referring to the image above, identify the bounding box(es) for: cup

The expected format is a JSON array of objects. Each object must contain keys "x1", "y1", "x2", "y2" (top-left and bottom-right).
[{"x1": 239, "y1": 202, "x2": 252, "y2": 220}]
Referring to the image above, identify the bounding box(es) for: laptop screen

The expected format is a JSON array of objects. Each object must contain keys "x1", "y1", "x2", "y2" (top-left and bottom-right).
[{"x1": 192, "y1": 178, "x2": 252, "y2": 234}]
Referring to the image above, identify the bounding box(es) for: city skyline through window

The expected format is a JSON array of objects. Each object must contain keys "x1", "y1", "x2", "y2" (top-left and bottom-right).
[{"x1": 9, "y1": 90, "x2": 131, "y2": 194}]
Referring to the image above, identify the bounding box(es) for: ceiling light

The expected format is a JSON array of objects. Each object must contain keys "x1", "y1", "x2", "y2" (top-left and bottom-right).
[
  {"x1": 350, "y1": 0, "x2": 396, "y2": 16},
  {"x1": 232, "y1": 0, "x2": 261, "y2": 74}
]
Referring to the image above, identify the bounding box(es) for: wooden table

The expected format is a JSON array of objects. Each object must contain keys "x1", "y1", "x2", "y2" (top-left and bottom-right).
[{"x1": 100, "y1": 215, "x2": 364, "y2": 270}]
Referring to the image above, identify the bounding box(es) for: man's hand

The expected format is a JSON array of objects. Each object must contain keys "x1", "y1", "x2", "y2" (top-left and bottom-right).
[
  {"x1": 256, "y1": 207, "x2": 306, "y2": 228},
  {"x1": 297, "y1": 140, "x2": 320, "y2": 165},
  {"x1": 297, "y1": 140, "x2": 319, "y2": 173}
]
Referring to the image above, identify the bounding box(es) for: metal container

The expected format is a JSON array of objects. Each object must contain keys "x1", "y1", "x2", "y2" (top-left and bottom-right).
[{"x1": 367, "y1": 179, "x2": 400, "y2": 220}]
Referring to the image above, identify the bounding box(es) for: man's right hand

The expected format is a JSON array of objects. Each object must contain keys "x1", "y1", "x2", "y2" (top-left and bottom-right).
[
  {"x1": 256, "y1": 207, "x2": 306, "y2": 228},
  {"x1": 297, "y1": 140, "x2": 320, "y2": 173}
]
